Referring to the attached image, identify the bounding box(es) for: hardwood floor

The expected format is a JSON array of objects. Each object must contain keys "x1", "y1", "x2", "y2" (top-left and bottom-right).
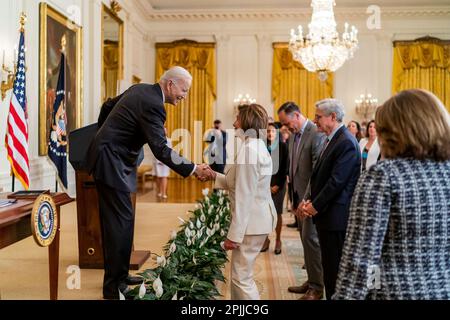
[{"x1": 137, "y1": 177, "x2": 214, "y2": 203}]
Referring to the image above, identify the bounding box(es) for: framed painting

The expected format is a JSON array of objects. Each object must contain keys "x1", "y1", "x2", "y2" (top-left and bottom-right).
[{"x1": 39, "y1": 3, "x2": 83, "y2": 155}]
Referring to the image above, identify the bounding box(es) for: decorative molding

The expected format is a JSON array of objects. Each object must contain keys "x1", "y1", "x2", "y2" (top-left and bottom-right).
[
  {"x1": 255, "y1": 33, "x2": 272, "y2": 44},
  {"x1": 135, "y1": 6, "x2": 450, "y2": 21}
]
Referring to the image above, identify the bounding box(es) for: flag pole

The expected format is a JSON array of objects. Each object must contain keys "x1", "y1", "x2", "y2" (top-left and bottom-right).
[
  {"x1": 11, "y1": 168, "x2": 15, "y2": 192},
  {"x1": 55, "y1": 35, "x2": 66, "y2": 194}
]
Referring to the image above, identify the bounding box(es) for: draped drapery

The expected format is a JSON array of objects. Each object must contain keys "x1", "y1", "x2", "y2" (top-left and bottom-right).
[
  {"x1": 392, "y1": 37, "x2": 450, "y2": 112},
  {"x1": 272, "y1": 43, "x2": 334, "y2": 120},
  {"x1": 155, "y1": 40, "x2": 216, "y2": 176},
  {"x1": 103, "y1": 40, "x2": 119, "y2": 102}
]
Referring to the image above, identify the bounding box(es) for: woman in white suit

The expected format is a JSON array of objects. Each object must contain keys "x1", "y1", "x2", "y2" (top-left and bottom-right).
[{"x1": 212, "y1": 104, "x2": 277, "y2": 300}]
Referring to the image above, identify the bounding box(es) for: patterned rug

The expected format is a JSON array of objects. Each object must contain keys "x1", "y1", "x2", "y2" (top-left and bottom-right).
[{"x1": 217, "y1": 214, "x2": 308, "y2": 300}]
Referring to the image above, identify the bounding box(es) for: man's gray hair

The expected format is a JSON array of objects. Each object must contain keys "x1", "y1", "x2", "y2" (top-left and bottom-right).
[
  {"x1": 160, "y1": 66, "x2": 192, "y2": 82},
  {"x1": 315, "y1": 98, "x2": 345, "y2": 123}
]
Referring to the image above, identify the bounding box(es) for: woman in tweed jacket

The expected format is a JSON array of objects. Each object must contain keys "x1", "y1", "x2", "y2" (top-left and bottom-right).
[{"x1": 333, "y1": 89, "x2": 450, "y2": 300}]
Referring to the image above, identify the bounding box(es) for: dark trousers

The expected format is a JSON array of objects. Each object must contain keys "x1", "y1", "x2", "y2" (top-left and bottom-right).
[
  {"x1": 96, "y1": 181, "x2": 134, "y2": 299},
  {"x1": 316, "y1": 229, "x2": 346, "y2": 300}
]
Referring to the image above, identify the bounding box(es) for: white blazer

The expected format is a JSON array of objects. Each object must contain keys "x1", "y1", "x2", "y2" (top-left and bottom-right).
[
  {"x1": 359, "y1": 137, "x2": 381, "y2": 170},
  {"x1": 214, "y1": 137, "x2": 277, "y2": 244}
]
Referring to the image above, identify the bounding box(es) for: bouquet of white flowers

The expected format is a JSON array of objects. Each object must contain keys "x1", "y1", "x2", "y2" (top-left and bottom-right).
[{"x1": 128, "y1": 189, "x2": 231, "y2": 300}]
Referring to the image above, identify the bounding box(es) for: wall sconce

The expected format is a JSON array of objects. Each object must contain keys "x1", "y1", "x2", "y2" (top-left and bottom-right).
[
  {"x1": 1, "y1": 50, "x2": 17, "y2": 101},
  {"x1": 233, "y1": 93, "x2": 256, "y2": 116},
  {"x1": 355, "y1": 92, "x2": 379, "y2": 124}
]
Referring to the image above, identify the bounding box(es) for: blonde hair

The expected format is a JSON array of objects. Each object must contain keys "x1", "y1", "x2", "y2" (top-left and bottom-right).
[
  {"x1": 238, "y1": 104, "x2": 268, "y2": 138},
  {"x1": 375, "y1": 89, "x2": 450, "y2": 161}
]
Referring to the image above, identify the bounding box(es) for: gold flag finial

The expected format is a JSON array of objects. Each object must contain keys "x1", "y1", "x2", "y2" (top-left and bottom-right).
[
  {"x1": 61, "y1": 34, "x2": 67, "y2": 54},
  {"x1": 19, "y1": 12, "x2": 27, "y2": 32},
  {"x1": 110, "y1": 0, "x2": 122, "y2": 15}
]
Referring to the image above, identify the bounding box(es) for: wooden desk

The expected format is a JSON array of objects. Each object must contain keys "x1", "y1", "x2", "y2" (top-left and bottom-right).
[{"x1": 0, "y1": 193, "x2": 74, "y2": 300}]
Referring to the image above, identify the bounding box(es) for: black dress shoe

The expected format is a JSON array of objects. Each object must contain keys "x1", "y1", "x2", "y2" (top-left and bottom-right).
[
  {"x1": 260, "y1": 239, "x2": 270, "y2": 252},
  {"x1": 126, "y1": 275, "x2": 144, "y2": 285},
  {"x1": 103, "y1": 285, "x2": 133, "y2": 300}
]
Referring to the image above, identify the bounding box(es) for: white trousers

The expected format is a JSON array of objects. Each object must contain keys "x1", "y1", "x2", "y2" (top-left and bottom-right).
[{"x1": 230, "y1": 234, "x2": 267, "y2": 300}]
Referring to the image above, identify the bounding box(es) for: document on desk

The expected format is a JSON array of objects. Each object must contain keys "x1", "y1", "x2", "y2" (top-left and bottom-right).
[{"x1": 0, "y1": 199, "x2": 18, "y2": 208}]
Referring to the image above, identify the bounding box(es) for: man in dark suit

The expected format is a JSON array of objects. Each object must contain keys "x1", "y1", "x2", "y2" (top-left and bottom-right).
[
  {"x1": 86, "y1": 66, "x2": 213, "y2": 299},
  {"x1": 204, "y1": 119, "x2": 227, "y2": 174},
  {"x1": 301, "y1": 98, "x2": 361, "y2": 300},
  {"x1": 278, "y1": 102, "x2": 325, "y2": 300}
]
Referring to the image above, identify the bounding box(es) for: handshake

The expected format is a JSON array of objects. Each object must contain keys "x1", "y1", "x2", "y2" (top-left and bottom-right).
[{"x1": 193, "y1": 164, "x2": 216, "y2": 182}]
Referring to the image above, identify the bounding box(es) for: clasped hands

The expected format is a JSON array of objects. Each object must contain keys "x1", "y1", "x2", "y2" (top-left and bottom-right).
[
  {"x1": 194, "y1": 164, "x2": 216, "y2": 182},
  {"x1": 295, "y1": 200, "x2": 318, "y2": 219}
]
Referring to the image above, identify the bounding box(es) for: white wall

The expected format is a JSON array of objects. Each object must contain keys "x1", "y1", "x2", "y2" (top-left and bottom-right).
[
  {"x1": 0, "y1": 0, "x2": 153, "y2": 194},
  {"x1": 0, "y1": 1, "x2": 449, "y2": 193},
  {"x1": 142, "y1": 8, "x2": 450, "y2": 129}
]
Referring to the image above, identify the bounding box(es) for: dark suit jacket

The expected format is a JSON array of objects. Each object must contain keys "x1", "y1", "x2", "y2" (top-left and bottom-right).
[
  {"x1": 86, "y1": 83, "x2": 195, "y2": 192},
  {"x1": 289, "y1": 120, "x2": 325, "y2": 207},
  {"x1": 270, "y1": 139, "x2": 288, "y2": 188},
  {"x1": 310, "y1": 126, "x2": 361, "y2": 231}
]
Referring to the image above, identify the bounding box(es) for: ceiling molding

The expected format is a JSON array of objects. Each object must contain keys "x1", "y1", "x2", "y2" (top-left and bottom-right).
[{"x1": 137, "y1": 6, "x2": 450, "y2": 21}]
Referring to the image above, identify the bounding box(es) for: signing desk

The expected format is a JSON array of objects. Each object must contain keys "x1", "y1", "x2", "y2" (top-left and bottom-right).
[{"x1": 0, "y1": 193, "x2": 73, "y2": 300}]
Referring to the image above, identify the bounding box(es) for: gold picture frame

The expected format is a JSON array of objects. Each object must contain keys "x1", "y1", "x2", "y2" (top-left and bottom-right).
[
  {"x1": 101, "y1": 3, "x2": 124, "y2": 103},
  {"x1": 39, "y1": 3, "x2": 83, "y2": 156}
]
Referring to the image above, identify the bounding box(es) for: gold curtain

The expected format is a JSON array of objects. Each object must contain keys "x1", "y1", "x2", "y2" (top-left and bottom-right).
[
  {"x1": 392, "y1": 38, "x2": 450, "y2": 112},
  {"x1": 155, "y1": 40, "x2": 216, "y2": 176},
  {"x1": 103, "y1": 41, "x2": 119, "y2": 102},
  {"x1": 272, "y1": 43, "x2": 334, "y2": 120}
]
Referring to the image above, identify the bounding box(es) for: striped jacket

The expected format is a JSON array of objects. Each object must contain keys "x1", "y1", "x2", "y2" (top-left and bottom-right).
[{"x1": 333, "y1": 159, "x2": 450, "y2": 300}]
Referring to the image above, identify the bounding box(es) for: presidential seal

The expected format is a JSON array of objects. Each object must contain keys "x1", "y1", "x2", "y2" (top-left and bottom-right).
[{"x1": 31, "y1": 194, "x2": 58, "y2": 247}]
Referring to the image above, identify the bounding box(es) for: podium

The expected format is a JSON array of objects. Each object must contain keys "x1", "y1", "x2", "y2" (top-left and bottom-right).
[{"x1": 69, "y1": 124, "x2": 150, "y2": 269}]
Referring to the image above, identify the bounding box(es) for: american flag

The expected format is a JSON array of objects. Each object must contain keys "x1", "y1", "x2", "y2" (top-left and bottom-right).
[{"x1": 5, "y1": 30, "x2": 29, "y2": 190}]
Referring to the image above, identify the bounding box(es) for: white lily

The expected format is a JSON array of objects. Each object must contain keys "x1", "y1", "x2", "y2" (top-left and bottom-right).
[
  {"x1": 138, "y1": 281, "x2": 146, "y2": 299},
  {"x1": 219, "y1": 197, "x2": 224, "y2": 205},
  {"x1": 170, "y1": 230, "x2": 177, "y2": 240},
  {"x1": 189, "y1": 221, "x2": 195, "y2": 230},
  {"x1": 200, "y1": 214, "x2": 206, "y2": 222},
  {"x1": 119, "y1": 289, "x2": 126, "y2": 300},
  {"x1": 214, "y1": 223, "x2": 220, "y2": 231},
  {"x1": 202, "y1": 188, "x2": 209, "y2": 196},
  {"x1": 215, "y1": 215, "x2": 219, "y2": 222},
  {"x1": 187, "y1": 239, "x2": 192, "y2": 246},
  {"x1": 169, "y1": 242, "x2": 177, "y2": 254},
  {"x1": 153, "y1": 276, "x2": 164, "y2": 298},
  {"x1": 220, "y1": 229, "x2": 226, "y2": 237},
  {"x1": 196, "y1": 218, "x2": 202, "y2": 229},
  {"x1": 208, "y1": 207, "x2": 213, "y2": 215},
  {"x1": 185, "y1": 228, "x2": 191, "y2": 238},
  {"x1": 193, "y1": 255, "x2": 197, "y2": 265},
  {"x1": 156, "y1": 256, "x2": 167, "y2": 267},
  {"x1": 172, "y1": 292, "x2": 178, "y2": 300}
]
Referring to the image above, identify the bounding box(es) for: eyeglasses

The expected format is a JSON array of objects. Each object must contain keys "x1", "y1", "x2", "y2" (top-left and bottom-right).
[
  {"x1": 314, "y1": 114, "x2": 330, "y2": 120},
  {"x1": 170, "y1": 80, "x2": 189, "y2": 95}
]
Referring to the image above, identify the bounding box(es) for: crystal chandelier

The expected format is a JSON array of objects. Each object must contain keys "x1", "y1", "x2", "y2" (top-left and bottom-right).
[
  {"x1": 289, "y1": 0, "x2": 358, "y2": 81},
  {"x1": 355, "y1": 93, "x2": 379, "y2": 123},
  {"x1": 233, "y1": 93, "x2": 256, "y2": 106}
]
